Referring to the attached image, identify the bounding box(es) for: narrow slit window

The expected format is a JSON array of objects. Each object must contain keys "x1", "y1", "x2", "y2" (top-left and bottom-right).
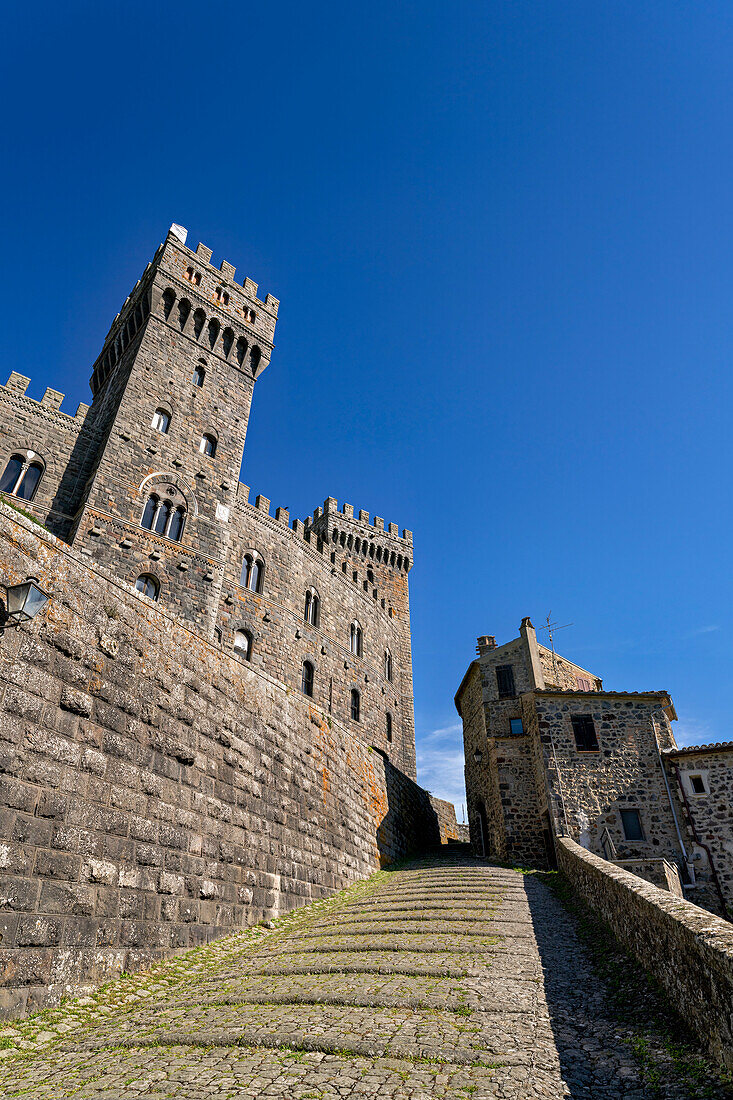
[
  {"x1": 301, "y1": 660, "x2": 314, "y2": 697},
  {"x1": 350, "y1": 689, "x2": 360, "y2": 722}
]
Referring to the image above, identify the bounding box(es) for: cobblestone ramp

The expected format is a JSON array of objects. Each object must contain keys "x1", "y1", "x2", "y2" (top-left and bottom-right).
[{"x1": 0, "y1": 852, "x2": 695, "y2": 1098}]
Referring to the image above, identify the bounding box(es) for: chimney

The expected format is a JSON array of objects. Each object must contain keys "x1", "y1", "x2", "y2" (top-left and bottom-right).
[{"x1": 476, "y1": 635, "x2": 497, "y2": 656}]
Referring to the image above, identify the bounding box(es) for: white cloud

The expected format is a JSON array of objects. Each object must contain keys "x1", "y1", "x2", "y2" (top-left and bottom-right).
[
  {"x1": 415, "y1": 721, "x2": 467, "y2": 817},
  {"x1": 674, "y1": 713, "x2": 717, "y2": 749}
]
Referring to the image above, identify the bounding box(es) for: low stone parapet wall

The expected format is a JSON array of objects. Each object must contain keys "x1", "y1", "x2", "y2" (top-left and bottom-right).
[{"x1": 556, "y1": 836, "x2": 733, "y2": 1070}]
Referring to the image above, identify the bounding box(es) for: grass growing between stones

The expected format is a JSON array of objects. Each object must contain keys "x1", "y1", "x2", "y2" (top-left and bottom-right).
[
  {"x1": 0, "y1": 862, "x2": 406, "y2": 1058},
  {"x1": 542, "y1": 870, "x2": 733, "y2": 1100}
]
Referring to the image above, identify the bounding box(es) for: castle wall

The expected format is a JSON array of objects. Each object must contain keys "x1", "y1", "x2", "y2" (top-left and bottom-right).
[
  {"x1": 0, "y1": 375, "x2": 90, "y2": 538},
  {"x1": 219, "y1": 497, "x2": 415, "y2": 778},
  {"x1": 0, "y1": 505, "x2": 440, "y2": 1019},
  {"x1": 0, "y1": 227, "x2": 418, "y2": 779}
]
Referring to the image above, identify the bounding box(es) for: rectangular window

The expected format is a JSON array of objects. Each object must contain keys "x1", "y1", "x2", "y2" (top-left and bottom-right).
[
  {"x1": 509, "y1": 718, "x2": 524, "y2": 735},
  {"x1": 571, "y1": 714, "x2": 599, "y2": 751},
  {"x1": 496, "y1": 665, "x2": 515, "y2": 699},
  {"x1": 690, "y1": 774, "x2": 707, "y2": 795},
  {"x1": 620, "y1": 809, "x2": 644, "y2": 841}
]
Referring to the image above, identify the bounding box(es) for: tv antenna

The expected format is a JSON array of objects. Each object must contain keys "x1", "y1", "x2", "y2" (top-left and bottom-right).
[{"x1": 540, "y1": 612, "x2": 574, "y2": 679}]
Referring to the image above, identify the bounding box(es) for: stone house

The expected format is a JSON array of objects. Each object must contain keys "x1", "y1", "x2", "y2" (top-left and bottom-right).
[
  {"x1": 0, "y1": 224, "x2": 416, "y2": 779},
  {"x1": 456, "y1": 618, "x2": 732, "y2": 918}
]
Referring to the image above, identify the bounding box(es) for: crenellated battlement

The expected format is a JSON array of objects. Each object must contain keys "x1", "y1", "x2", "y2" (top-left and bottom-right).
[
  {"x1": 232, "y1": 482, "x2": 412, "y2": 576},
  {"x1": 2, "y1": 372, "x2": 90, "y2": 421},
  {"x1": 313, "y1": 496, "x2": 412, "y2": 546},
  {"x1": 165, "y1": 224, "x2": 279, "y2": 317}
]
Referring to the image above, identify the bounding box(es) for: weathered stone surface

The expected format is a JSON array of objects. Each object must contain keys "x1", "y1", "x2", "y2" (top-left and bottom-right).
[
  {"x1": 0, "y1": 227, "x2": 417, "y2": 779},
  {"x1": 557, "y1": 835, "x2": 733, "y2": 1073},
  {"x1": 0, "y1": 506, "x2": 443, "y2": 1018},
  {"x1": 0, "y1": 851, "x2": 727, "y2": 1098}
]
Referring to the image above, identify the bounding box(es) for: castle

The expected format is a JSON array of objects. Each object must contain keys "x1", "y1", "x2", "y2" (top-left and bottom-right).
[
  {"x1": 0, "y1": 223, "x2": 416, "y2": 779},
  {"x1": 456, "y1": 618, "x2": 733, "y2": 918},
  {"x1": 0, "y1": 225, "x2": 469, "y2": 1018}
]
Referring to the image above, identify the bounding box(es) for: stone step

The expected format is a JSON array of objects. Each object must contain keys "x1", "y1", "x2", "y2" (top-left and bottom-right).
[
  {"x1": 145, "y1": 973, "x2": 540, "y2": 1014},
  {"x1": 69, "y1": 1001, "x2": 542, "y2": 1066},
  {"x1": 264, "y1": 934, "x2": 504, "y2": 954},
  {"x1": 0, "y1": 1045, "x2": 532, "y2": 1100}
]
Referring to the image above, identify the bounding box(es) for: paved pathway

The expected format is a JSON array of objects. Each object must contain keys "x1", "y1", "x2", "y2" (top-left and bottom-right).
[{"x1": 0, "y1": 851, "x2": 721, "y2": 1098}]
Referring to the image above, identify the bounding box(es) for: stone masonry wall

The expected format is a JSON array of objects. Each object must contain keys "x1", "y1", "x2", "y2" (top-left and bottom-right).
[
  {"x1": 0, "y1": 227, "x2": 418, "y2": 781},
  {"x1": 0, "y1": 505, "x2": 441, "y2": 1019},
  {"x1": 557, "y1": 837, "x2": 733, "y2": 1072},
  {"x1": 533, "y1": 693, "x2": 681, "y2": 863},
  {"x1": 666, "y1": 748, "x2": 733, "y2": 917},
  {"x1": 426, "y1": 795, "x2": 462, "y2": 845}
]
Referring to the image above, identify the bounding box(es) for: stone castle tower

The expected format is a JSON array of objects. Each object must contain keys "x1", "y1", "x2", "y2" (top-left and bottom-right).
[{"x1": 0, "y1": 225, "x2": 416, "y2": 777}]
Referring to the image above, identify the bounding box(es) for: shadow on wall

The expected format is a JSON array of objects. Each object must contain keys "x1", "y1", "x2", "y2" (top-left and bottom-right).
[{"x1": 375, "y1": 749, "x2": 442, "y2": 864}]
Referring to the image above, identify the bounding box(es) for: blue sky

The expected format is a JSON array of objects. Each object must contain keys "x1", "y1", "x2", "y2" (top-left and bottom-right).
[{"x1": 3, "y1": 2, "x2": 733, "y2": 811}]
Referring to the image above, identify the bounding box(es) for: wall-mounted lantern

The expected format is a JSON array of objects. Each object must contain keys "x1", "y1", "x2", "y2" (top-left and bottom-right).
[
  {"x1": 2, "y1": 576, "x2": 50, "y2": 630},
  {"x1": 473, "y1": 748, "x2": 484, "y2": 765}
]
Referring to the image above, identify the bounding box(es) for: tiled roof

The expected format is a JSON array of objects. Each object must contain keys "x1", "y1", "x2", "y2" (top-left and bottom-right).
[
  {"x1": 664, "y1": 741, "x2": 733, "y2": 757},
  {"x1": 533, "y1": 689, "x2": 670, "y2": 698}
]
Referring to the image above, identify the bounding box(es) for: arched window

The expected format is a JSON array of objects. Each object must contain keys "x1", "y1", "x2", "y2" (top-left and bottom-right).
[
  {"x1": 222, "y1": 328, "x2": 234, "y2": 358},
  {"x1": 167, "y1": 506, "x2": 185, "y2": 542},
  {"x1": 193, "y1": 309, "x2": 206, "y2": 340},
  {"x1": 151, "y1": 408, "x2": 170, "y2": 434},
  {"x1": 0, "y1": 455, "x2": 24, "y2": 494},
  {"x1": 349, "y1": 621, "x2": 362, "y2": 657},
  {"x1": 304, "y1": 587, "x2": 320, "y2": 626},
  {"x1": 236, "y1": 336, "x2": 248, "y2": 366},
  {"x1": 240, "y1": 554, "x2": 263, "y2": 593},
  {"x1": 192, "y1": 363, "x2": 205, "y2": 387},
  {"x1": 135, "y1": 574, "x2": 159, "y2": 600},
  {"x1": 384, "y1": 648, "x2": 393, "y2": 682},
  {"x1": 250, "y1": 346, "x2": 262, "y2": 376},
  {"x1": 140, "y1": 494, "x2": 158, "y2": 530},
  {"x1": 0, "y1": 455, "x2": 44, "y2": 501},
  {"x1": 207, "y1": 318, "x2": 220, "y2": 349},
  {"x1": 386, "y1": 712, "x2": 393, "y2": 743},
  {"x1": 199, "y1": 433, "x2": 217, "y2": 457},
  {"x1": 162, "y1": 289, "x2": 175, "y2": 319},
  {"x1": 154, "y1": 500, "x2": 170, "y2": 535},
  {"x1": 233, "y1": 629, "x2": 252, "y2": 661},
  {"x1": 141, "y1": 495, "x2": 186, "y2": 541},
  {"x1": 178, "y1": 299, "x2": 192, "y2": 330},
  {"x1": 350, "y1": 689, "x2": 361, "y2": 722},
  {"x1": 301, "y1": 660, "x2": 314, "y2": 697}
]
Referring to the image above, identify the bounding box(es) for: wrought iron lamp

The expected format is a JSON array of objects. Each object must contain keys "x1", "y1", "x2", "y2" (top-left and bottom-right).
[
  {"x1": 3, "y1": 576, "x2": 50, "y2": 629},
  {"x1": 473, "y1": 749, "x2": 484, "y2": 764}
]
